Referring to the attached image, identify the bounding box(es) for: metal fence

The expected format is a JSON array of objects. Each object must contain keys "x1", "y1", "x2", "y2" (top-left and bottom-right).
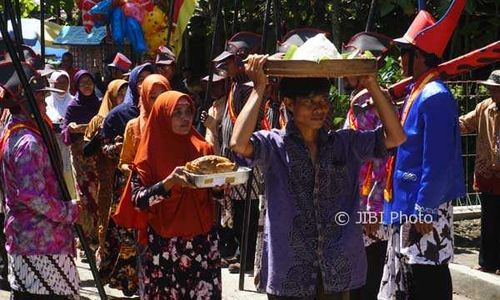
[{"x1": 448, "y1": 80, "x2": 490, "y2": 207}]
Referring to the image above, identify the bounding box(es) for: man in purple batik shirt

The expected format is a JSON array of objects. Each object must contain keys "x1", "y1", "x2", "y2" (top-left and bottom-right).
[{"x1": 231, "y1": 55, "x2": 406, "y2": 299}]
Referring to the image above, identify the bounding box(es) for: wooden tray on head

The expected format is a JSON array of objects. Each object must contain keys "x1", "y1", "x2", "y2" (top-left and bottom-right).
[{"x1": 263, "y1": 58, "x2": 377, "y2": 78}]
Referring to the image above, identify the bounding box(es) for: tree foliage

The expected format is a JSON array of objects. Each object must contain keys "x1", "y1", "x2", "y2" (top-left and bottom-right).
[
  {"x1": 5, "y1": 0, "x2": 498, "y2": 76},
  {"x1": 190, "y1": 0, "x2": 498, "y2": 59},
  {"x1": 1, "y1": 0, "x2": 76, "y2": 23}
]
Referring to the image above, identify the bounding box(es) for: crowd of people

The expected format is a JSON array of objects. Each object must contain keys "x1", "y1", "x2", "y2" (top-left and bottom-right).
[{"x1": 0, "y1": 1, "x2": 499, "y2": 300}]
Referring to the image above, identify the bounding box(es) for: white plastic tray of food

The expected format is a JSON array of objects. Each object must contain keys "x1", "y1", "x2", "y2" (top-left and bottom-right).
[{"x1": 185, "y1": 167, "x2": 252, "y2": 188}]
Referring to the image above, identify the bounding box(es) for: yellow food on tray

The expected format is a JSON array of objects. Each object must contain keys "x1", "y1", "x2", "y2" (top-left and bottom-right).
[{"x1": 185, "y1": 155, "x2": 237, "y2": 175}]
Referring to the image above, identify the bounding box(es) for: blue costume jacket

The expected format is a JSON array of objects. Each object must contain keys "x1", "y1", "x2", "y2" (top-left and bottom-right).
[{"x1": 383, "y1": 78, "x2": 465, "y2": 225}]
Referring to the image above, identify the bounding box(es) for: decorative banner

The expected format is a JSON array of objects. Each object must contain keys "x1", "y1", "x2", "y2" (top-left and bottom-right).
[
  {"x1": 142, "y1": 6, "x2": 168, "y2": 56},
  {"x1": 170, "y1": 0, "x2": 198, "y2": 57}
]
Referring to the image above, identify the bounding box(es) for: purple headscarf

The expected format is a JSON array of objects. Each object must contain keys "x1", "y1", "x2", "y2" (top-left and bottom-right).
[{"x1": 62, "y1": 70, "x2": 101, "y2": 144}]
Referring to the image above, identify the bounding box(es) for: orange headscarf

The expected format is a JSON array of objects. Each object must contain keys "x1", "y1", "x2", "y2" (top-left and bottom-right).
[
  {"x1": 114, "y1": 91, "x2": 215, "y2": 241},
  {"x1": 138, "y1": 74, "x2": 171, "y2": 134}
]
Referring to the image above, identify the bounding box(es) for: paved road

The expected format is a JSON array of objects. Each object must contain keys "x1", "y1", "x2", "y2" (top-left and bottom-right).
[
  {"x1": 0, "y1": 254, "x2": 474, "y2": 299},
  {"x1": 76, "y1": 258, "x2": 266, "y2": 300}
]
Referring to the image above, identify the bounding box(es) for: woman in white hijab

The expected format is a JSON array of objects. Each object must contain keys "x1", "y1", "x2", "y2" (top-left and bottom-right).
[
  {"x1": 45, "y1": 70, "x2": 77, "y2": 198},
  {"x1": 45, "y1": 71, "x2": 74, "y2": 124}
]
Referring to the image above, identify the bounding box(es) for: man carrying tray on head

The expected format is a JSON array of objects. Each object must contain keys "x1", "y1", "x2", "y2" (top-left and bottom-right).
[
  {"x1": 231, "y1": 54, "x2": 406, "y2": 298},
  {"x1": 378, "y1": 1, "x2": 466, "y2": 299}
]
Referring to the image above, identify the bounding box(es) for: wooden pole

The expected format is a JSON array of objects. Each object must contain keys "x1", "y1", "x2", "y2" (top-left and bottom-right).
[
  {"x1": 13, "y1": 0, "x2": 23, "y2": 38},
  {"x1": 238, "y1": 171, "x2": 254, "y2": 291},
  {"x1": 261, "y1": 0, "x2": 272, "y2": 53},
  {"x1": 331, "y1": 0, "x2": 344, "y2": 94},
  {"x1": 4, "y1": 0, "x2": 24, "y2": 60},
  {"x1": 201, "y1": 0, "x2": 223, "y2": 112},
  {"x1": 273, "y1": 0, "x2": 281, "y2": 51},
  {"x1": 166, "y1": 0, "x2": 176, "y2": 47},
  {"x1": 231, "y1": 0, "x2": 240, "y2": 36},
  {"x1": 418, "y1": 0, "x2": 426, "y2": 11},
  {"x1": 365, "y1": 0, "x2": 377, "y2": 32}
]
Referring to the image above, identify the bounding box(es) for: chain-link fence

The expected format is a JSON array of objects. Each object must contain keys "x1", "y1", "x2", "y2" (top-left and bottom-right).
[{"x1": 448, "y1": 80, "x2": 491, "y2": 207}]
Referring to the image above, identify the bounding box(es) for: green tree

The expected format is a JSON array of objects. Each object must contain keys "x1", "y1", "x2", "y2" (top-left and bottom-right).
[{"x1": 0, "y1": 0, "x2": 76, "y2": 24}]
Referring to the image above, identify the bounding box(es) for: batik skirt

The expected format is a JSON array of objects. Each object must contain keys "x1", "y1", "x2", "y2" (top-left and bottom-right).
[
  {"x1": 140, "y1": 227, "x2": 221, "y2": 300},
  {"x1": 70, "y1": 139, "x2": 98, "y2": 247},
  {"x1": 8, "y1": 254, "x2": 80, "y2": 299},
  {"x1": 378, "y1": 201, "x2": 454, "y2": 300},
  {"x1": 96, "y1": 169, "x2": 139, "y2": 297}
]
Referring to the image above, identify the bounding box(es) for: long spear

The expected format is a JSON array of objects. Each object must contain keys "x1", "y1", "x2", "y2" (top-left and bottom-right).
[
  {"x1": 0, "y1": 12, "x2": 108, "y2": 300},
  {"x1": 418, "y1": 0, "x2": 426, "y2": 11},
  {"x1": 201, "y1": 0, "x2": 223, "y2": 113},
  {"x1": 231, "y1": 0, "x2": 240, "y2": 36},
  {"x1": 365, "y1": 0, "x2": 377, "y2": 32},
  {"x1": 272, "y1": 0, "x2": 281, "y2": 50},
  {"x1": 4, "y1": 0, "x2": 24, "y2": 59},
  {"x1": 13, "y1": 0, "x2": 23, "y2": 41},
  {"x1": 166, "y1": 0, "x2": 176, "y2": 47},
  {"x1": 237, "y1": 0, "x2": 273, "y2": 291},
  {"x1": 261, "y1": 0, "x2": 272, "y2": 53}
]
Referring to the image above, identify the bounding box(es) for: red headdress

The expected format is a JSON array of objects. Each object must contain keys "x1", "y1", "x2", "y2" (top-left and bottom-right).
[{"x1": 394, "y1": 0, "x2": 465, "y2": 58}]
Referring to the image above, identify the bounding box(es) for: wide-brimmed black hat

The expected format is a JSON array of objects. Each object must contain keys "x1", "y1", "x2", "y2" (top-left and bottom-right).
[
  {"x1": 213, "y1": 32, "x2": 262, "y2": 63},
  {"x1": 0, "y1": 43, "x2": 44, "y2": 70},
  {"x1": 343, "y1": 32, "x2": 393, "y2": 59},
  {"x1": 155, "y1": 46, "x2": 177, "y2": 65},
  {"x1": 201, "y1": 73, "x2": 227, "y2": 83},
  {"x1": 0, "y1": 61, "x2": 63, "y2": 108}
]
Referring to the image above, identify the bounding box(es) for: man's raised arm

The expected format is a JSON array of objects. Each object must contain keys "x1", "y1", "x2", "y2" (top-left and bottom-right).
[{"x1": 230, "y1": 55, "x2": 269, "y2": 158}]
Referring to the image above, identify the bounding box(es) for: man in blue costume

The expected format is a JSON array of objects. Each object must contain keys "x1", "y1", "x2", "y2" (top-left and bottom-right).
[{"x1": 378, "y1": 1, "x2": 466, "y2": 299}]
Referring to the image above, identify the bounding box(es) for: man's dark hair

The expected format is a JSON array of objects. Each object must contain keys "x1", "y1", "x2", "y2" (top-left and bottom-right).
[
  {"x1": 419, "y1": 49, "x2": 441, "y2": 68},
  {"x1": 404, "y1": 46, "x2": 440, "y2": 68},
  {"x1": 62, "y1": 52, "x2": 72, "y2": 58},
  {"x1": 279, "y1": 77, "x2": 331, "y2": 100}
]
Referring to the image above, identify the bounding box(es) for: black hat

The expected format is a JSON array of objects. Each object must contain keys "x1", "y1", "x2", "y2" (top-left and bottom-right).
[
  {"x1": 0, "y1": 61, "x2": 63, "y2": 108},
  {"x1": 201, "y1": 73, "x2": 227, "y2": 83},
  {"x1": 343, "y1": 32, "x2": 393, "y2": 60},
  {"x1": 155, "y1": 46, "x2": 177, "y2": 65},
  {"x1": 213, "y1": 32, "x2": 262, "y2": 63},
  {"x1": 0, "y1": 43, "x2": 44, "y2": 70}
]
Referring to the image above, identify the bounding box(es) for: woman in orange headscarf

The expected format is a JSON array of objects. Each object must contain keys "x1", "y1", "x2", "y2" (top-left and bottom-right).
[
  {"x1": 114, "y1": 91, "x2": 222, "y2": 299},
  {"x1": 99, "y1": 74, "x2": 170, "y2": 296},
  {"x1": 119, "y1": 74, "x2": 171, "y2": 173}
]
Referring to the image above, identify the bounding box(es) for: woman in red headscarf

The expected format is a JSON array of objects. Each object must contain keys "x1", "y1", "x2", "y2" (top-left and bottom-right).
[
  {"x1": 114, "y1": 91, "x2": 222, "y2": 299},
  {"x1": 98, "y1": 74, "x2": 170, "y2": 296},
  {"x1": 119, "y1": 74, "x2": 171, "y2": 173}
]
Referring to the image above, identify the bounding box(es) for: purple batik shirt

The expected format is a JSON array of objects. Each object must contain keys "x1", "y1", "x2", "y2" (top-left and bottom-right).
[
  {"x1": 1, "y1": 114, "x2": 79, "y2": 256},
  {"x1": 237, "y1": 122, "x2": 387, "y2": 297}
]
